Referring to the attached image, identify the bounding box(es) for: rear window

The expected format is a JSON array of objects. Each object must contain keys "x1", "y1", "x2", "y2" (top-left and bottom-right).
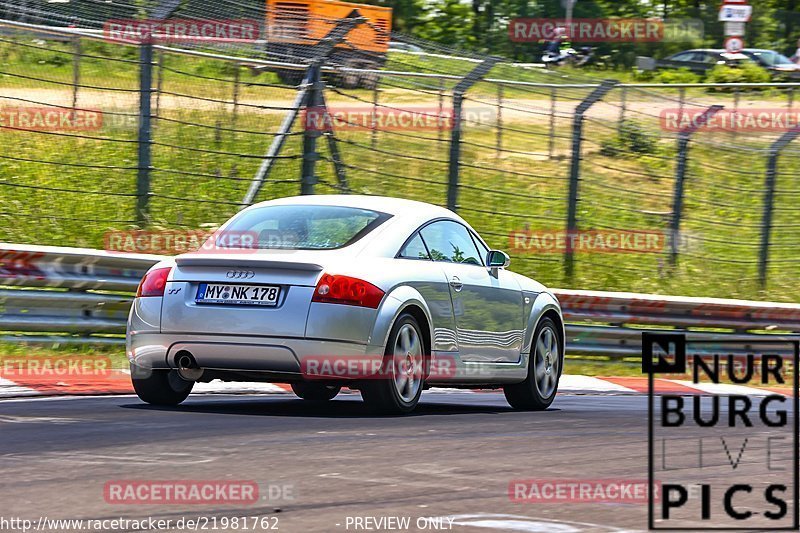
[{"x1": 221, "y1": 205, "x2": 391, "y2": 250}]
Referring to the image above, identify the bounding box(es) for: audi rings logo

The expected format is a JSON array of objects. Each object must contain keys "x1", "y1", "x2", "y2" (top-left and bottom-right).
[{"x1": 226, "y1": 269, "x2": 255, "y2": 279}]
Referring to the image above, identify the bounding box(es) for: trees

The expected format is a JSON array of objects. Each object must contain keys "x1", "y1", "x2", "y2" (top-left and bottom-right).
[{"x1": 364, "y1": 0, "x2": 800, "y2": 64}]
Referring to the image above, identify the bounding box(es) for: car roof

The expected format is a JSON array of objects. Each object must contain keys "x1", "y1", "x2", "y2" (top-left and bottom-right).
[
  {"x1": 249, "y1": 194, "x2": 466, "y2": 227},
  {"x1": 244, "y1": 195, "x2": 479, "y2": 258},
  {"x1": 677, "y1": 49, "x2": 724, "y2": 53}
]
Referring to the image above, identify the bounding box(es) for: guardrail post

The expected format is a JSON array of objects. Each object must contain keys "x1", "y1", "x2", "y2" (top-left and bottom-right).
[
  {"x1": 670, "y1": 105, "x2": 723, "y2": 265},
  {"x1": 446, "y1": 57, "x2": 500, "y2": 212},
  {"x1": 565, "y1": 80, "x2": 618, "y2": 280},
  {"x1": 136, "y1": 41, "x2": 154, "y2": 226},
  {"x1": 759, "y1": 127, "x2": 800, "y2": 289}
]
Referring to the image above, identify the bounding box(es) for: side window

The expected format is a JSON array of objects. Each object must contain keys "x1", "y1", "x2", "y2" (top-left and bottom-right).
[
  {"x1": 398, "y1": 233, "x2": 430, "y2": 260},
  {"x1": 700, "y1": 53, "x2": 720, "y2": 64},
  {"x1": 670, "y1": 52, "x2": 695, "y2": 62},
  {"x1": 419, "y1": 221, "x2": 483, "y2": 266}
]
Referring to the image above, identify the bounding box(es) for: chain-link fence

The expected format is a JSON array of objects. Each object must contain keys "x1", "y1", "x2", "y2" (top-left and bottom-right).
[{"x1": 2, "y1": 14, "x2": 800, "y2": 303}]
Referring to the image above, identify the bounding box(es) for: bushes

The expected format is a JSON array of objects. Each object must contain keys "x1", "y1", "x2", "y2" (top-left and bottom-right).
[
  {"x1": 600, "y1": 120, "x2": 660, "y2": 157},
  {"x1": 652, "y1": 67, "x2": 701, "y2": 84},
  {"x1": 705, "y1": 62, "x2": 771, "y2": 89},
  {"x1": 633, "y1": 62, "x2": 771, "y2": 90}
]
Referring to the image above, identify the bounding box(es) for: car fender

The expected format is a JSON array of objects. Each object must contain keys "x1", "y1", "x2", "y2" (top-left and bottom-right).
[
  {"x1": 370, "y1": 285, "x2": 434, "y2": 350},
  {"x1": 521, "y1": 291, "x2": 564, "y2": 358}
]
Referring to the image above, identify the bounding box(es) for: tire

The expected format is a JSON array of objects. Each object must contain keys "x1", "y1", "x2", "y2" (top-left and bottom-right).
[
  {"x1": 503, "y1": 317, "x2": 562, "y2": 411},
  {"x1": 291, "y1": 382, "x2": 341, "y2": 402},
  {"x1": 336, "y1": 59, "x2": 379, "y2": 90},
  {"x1": 131, "y1": 365, "x2": 193, "y2": 406},
  {"x1": 360, "y1": 313, "x2": 425, "y2": 414}
]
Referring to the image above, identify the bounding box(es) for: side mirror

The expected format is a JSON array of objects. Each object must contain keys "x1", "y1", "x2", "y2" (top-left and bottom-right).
[{"x1": 487, "y1": 250, "x2": 510, "y2": 269}]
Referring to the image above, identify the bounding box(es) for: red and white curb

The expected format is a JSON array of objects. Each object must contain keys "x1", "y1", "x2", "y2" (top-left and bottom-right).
[{"x1": 0, "y1": 372, "x2": 789, "y2": 399}]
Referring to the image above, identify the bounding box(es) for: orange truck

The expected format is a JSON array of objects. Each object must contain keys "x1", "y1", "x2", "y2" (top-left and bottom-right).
[{"x1": 265, "y1": 0, "x2": 393, "y2": 87}]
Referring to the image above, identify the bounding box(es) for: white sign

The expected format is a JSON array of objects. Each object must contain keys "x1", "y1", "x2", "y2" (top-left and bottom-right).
[
  {"x1": 719, "y1": 5, "x2": 752, "y2": 22},
  {"x1": 724, "y1": 21, "x2": 746, "y2": 36},
  {"x1": 724, "y1": 36, "x2": 744, "y2": 53}
]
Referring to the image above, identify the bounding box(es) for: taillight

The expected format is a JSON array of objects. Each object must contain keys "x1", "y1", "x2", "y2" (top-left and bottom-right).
[
  {"x1": 312, "y1": 274, "x2": 384, "y2": 308},
  {"x1": 136, "y1": 267, "x2": 172, "y2": 297}
]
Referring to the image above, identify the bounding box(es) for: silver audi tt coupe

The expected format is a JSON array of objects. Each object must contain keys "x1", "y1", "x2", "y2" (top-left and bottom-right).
[{"x1": 127, "y1": 195, "x2": 564, "y2": 413}]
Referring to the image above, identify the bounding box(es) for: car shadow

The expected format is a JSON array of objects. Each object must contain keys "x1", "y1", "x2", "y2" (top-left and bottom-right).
[{"x1": 119, "y1": 394, "x2": 561, "y2": 418}]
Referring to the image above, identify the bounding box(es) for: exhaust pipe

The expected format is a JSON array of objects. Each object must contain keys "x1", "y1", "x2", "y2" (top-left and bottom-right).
[{"x1": 174, "y1": 351, "x2": 203, "y2": 381}]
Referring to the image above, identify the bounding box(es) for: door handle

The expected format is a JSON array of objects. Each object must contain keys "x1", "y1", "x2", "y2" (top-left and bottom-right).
[{"x1": 449, "y1": 276, "x2": 463, "y2": 292}]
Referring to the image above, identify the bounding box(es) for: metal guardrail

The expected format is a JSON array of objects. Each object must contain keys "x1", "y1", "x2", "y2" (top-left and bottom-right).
[{"x1": 1, "y1": 244, "x2": 798, "y2": 356}]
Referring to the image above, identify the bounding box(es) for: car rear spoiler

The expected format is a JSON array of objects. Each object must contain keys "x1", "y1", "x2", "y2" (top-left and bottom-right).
[{"x1": 175, "y1": 253, "x2": 324, "y2": 271}]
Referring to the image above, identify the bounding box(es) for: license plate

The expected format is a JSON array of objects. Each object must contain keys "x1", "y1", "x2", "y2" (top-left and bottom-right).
[{"x1": 196, "y1": 283, "x2": 280, "y2": 306}]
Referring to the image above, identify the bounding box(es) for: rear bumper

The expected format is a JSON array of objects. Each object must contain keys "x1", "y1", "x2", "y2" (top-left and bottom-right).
[{"x1": 127, "y1": 332, "x2": 384, "y2": 377}]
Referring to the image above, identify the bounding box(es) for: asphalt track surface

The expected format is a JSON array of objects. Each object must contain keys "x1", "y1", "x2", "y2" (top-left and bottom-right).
[{"x1": 0, "y1": 391, "x2": 786, "y2": 533}]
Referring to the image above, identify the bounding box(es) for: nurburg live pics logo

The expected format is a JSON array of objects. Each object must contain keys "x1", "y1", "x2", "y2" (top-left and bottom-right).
[{"x1": 643, "y1": 332, "x2": 799, "y2": 530}]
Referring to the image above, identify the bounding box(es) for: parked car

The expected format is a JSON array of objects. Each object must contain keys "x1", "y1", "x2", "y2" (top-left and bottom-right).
[
  {"x1": 740, "y1": 49, "x2": 800, "y2": 78},
  {"x1": 127, "y1": 196, "x2": 565, "y2": 414},
  {"x1": 658, "y1": 49, "x2": 750, "y2": 74},
  {"x1": 655, "y1": 48, "x2": 800, "y2": 79}
]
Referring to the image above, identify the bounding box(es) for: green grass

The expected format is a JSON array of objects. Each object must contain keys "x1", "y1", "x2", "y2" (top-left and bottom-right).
[{"x1": 2, "y1": 33, "x2": 799, "y2": 305}]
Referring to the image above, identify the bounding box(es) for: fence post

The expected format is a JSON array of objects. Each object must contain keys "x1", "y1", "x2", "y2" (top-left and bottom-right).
[
  {"x1": 496, "y1": 82, "x2": 503, "y2": 157},
  {"x1": 438, "y1": 77, "x2": 445, "y2": 144},
  {"x1": 232, "y1": 61, "x2": 240, "y2": 132},
  {"x1": 136, "y1": 41, "x2": 154, "y2": 226},
  {"x1": 759, "y1": 127, "x2": 800, "y2": 289},
  {"x1": 71, "y1": 35, "x2": 80, "y2": 113},
  {"x1": 565, "y1": 80, "x2": 618, "y2": 280},
  {"x1": 548, "y1": 86, "x2": 556, "y2": 159},
  {"x1": 371, "y1": 82, "x2": 379, "y2": 150},
  {"x1": 301, "y1": 64, "x2": 323, "y2": 195},
  {"x1": 319, "y1": 92, "x2": 349, "y2": 192},
  {"x1": 670, "y1": 105, "x2": 723, "y2": 265},
  {"x1": 446, "y1": 57, "x2": 499, "y2": 212},
  {"x1": 241, "y1": 10, "x2": 365, "y2": 205},
  {"x1": 241, "y1": 74, "x2": 309, "y2": 205},
  {"x1": 618, "y1": 85, "x2": 627, "y2": 129},
  {"x1": 154, "y1": 50, "x2": 164, "y2": 117}
]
